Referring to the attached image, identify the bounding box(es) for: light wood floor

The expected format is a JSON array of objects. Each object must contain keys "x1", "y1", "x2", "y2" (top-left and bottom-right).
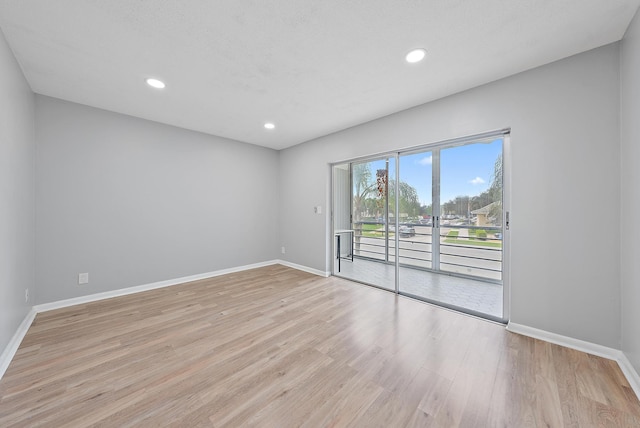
[{"x1": 0, "y1": 265, "x2": 638, "y2": 427}]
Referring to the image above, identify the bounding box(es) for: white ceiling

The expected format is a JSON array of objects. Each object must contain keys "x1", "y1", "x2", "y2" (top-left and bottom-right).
[{"x1": 0, "y1": 1, "x2": 638, "y2": 150}]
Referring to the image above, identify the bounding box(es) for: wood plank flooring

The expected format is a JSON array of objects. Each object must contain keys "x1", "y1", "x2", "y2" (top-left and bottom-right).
[{"x1": 0, "y1": 265, "x2": 638, "y2": 427}]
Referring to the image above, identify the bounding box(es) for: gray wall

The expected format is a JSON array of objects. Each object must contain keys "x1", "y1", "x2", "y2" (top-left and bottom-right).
[
  {"x1": 280, "y1": 44, "x2": 621, "y2": 348},
  {"x1": 621, "y1": 9, "x2": 640, "y2": 374},
  {"x1": 2, "y1": 18, "x2": 635, "y2": 362},
  {"x1": 35, "y1": 96, "x2": 279, "y2": 304},
  {"x1": 0, "y1": 30, "x2": 35, "y2": 352}
]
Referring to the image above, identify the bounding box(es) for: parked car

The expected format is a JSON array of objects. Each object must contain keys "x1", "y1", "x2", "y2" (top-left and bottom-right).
[{"x1": 399, "y1": 225, "x2": 416, "y2": 238}]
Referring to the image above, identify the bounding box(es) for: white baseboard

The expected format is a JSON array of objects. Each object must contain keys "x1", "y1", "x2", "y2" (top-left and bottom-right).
[
  {"x1": 506, "y1": 322, "x2": 621, "y2": 360},
  {"x1": 0, "y1": 308, "x2": 37, "y2": 380},
  {"x1": 276, "y1": 259, "x2": 329, "y2": 277},
  {"x1": 507, "y1": 322, "x2": 640, "y2": 400},
  {"x1": 617, "y1": 353, "x2": 640, "y2": 400},
  {"x1": 1, "y1": 259, "x2": 333, "y2": 382},
  {"x1": 34, "y1": 260, "x2": 280, "y2": 313}
]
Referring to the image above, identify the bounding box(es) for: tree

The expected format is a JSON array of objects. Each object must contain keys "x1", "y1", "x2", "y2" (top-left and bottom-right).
[
  {"x1": 420, "y1": 204, "x2": 432, "y2": 217},
  {"x1": 351, "y1": 164, "x2": 421, "y2": 222},
  {"x1": 487, "y1": 154, "x2": 503, "y2": 225},
  {"x1": 352, "y1": 163, "x2": 375, "y2": 222},
  {"x1": 488, "y1": 154, "x2": 503, "y2": 202},
  {"x1": 440, "y1": 153, "x2": 503, "y2": 224},
  {"x1": 388, "y1": 180, "x2": 421, "y2": 219}
]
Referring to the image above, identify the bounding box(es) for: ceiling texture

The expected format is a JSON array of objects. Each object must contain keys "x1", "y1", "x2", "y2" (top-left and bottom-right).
[{"x1": 0, "y1": 0, "x2": 639, "y2": 150}]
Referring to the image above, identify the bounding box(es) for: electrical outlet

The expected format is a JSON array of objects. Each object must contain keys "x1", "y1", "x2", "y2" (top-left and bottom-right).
[
  {"x1": 25, "y1": 288, "x2": 29, "y2": 303},
  {"x1": 281, "y1": 246, "x2": 286, "y2": 254},
  {"x1": 314, "y1": 205, "x2": 322, "y2": 214},
  {"x1": 79, "y1": 272, "x2": 89, "y2": 285}
]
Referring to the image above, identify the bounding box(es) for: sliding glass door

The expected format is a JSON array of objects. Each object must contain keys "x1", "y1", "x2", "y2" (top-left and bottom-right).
[
  {"x1": 332, "y1": 132, "x2": 508, "y2": 322},
  {"x1": 397, "y1": 138, "x2": 504, "y2": 319},
  {"x1": 438, "y1": 142, "x2": 503, "y2": 281},
  {"x1": 396, "y1": 151, "x2": 434, "y2": 270},
  {"x1": 350, "y1": 157, "x2": 396, "y2": 291}
]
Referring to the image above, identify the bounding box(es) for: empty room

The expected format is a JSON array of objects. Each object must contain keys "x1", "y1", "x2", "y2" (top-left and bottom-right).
[{"x1": 2, "y1": 1, "x2": 640, "y2": 426}]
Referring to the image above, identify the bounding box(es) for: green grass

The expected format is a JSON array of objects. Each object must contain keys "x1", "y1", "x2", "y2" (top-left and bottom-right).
[
  {"x1": 360, "y1": 224, "x2": 381, "y2": 231},
  {"x1": 447, "y1": 240, "x2": 502, "y2": 248},
  {"x1": 444, "y1": 236, "x2": 502, "y2": 248},
  {"x1": 356, "y1": 224, "x2": 393, "y2": 238}
]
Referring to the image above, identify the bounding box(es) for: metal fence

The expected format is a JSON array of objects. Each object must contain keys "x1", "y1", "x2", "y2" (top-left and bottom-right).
[{"x1": 351, "y1": 221, "x2": 502, "y2": 281}]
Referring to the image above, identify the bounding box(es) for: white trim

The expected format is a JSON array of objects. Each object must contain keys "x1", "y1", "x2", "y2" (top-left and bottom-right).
[
  {"x1": 507, "y1": 322, "x2": 620, "y2": 360},
  {"x1": 0, "y1": 308, "x2": 37, "y2": 380},
  {"x1": 33, "y1": 259, "x2": 327, "y2": 314},
  {"x1": 507, "y1": 322, "x2": 640, "y2": 399},
  {"x1": 34, "y1": 260, "x2": 280, "y2": 313},
  {"x1": 2, "y1": 282, "x2": 638, "y2": 400},
  {"x1": 3, "y1": 259, "x2": 327, "y2": 381},
  {"x1": 618, "y1": 353, "x2": 640, "y2": 400},
  {"x1": 276, "y1": 259, "x2": 329, "y2": 277}
]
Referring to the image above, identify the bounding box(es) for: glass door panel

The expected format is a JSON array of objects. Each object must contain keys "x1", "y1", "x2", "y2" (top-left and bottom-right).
[
  {"x1": 397, "y1": 150, "x2": 437, "y2": 302},
  {"x1": 332, "y1": 133, "x2": 507, "y2": 322},
  {"x1": 336, "y1": 157, "x2": 395, "y2": 291},
  {"x1": 396, "y1": 151, "x2": 433, "y2": 271},
  {"x1": 397, "y1": 138, "x2": 504, "y2": 320},
  {"x1": 439, "y1": 140, "x2": 503, "y2": 282}
]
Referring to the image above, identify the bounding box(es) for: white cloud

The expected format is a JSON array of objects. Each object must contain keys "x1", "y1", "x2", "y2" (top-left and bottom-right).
[
  {"x1": 418, "y1": 156, "x2": 432, "y2": 166},
  {"x1": 469, "y1": 176, "x2": 485, "y2": 185}
]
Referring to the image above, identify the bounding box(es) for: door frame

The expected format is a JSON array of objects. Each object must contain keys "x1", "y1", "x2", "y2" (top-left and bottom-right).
[{"x1": 330, "y1": 129, "x2": 511, "y2": 322}]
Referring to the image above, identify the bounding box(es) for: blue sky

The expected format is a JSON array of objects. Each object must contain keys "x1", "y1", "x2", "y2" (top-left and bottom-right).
[{"x1": 365, "y1": 139, "x2": 502, "y2": 206}]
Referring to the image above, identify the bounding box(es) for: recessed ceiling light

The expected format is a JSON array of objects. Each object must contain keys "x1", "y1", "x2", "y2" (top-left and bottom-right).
[
  {"x1": 264, "y1": 123, "x2": 275, "y2": 130},
  {"x1": 405, "y1": 48, "x2": 426, "y2": 64},
  {"x1": 146, "y1": 78, "x2": 166, "y2": 89}
]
